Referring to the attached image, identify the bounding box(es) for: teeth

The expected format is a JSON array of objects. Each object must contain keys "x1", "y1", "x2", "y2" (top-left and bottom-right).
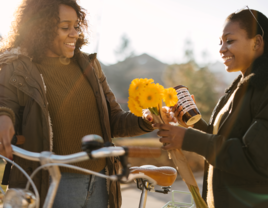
[
  {"x1": 65, "y1": 43, "x2": 75, "y2": 46},
  {"x1": 223, "y1": 57, "x2": 233, "y2": 61}
]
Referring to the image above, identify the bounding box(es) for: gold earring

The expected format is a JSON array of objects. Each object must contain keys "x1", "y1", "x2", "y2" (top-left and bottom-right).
[{"x1": 59, "y1": 56, "x2": 70, "y2": 65}]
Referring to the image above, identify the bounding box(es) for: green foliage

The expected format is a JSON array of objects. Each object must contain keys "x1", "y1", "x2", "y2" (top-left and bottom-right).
[{"x1": 163, "y1": 61, "x2": 220, "y2": 122}]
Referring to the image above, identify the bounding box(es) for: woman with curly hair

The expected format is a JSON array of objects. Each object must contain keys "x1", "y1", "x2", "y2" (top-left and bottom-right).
[{"x1": 0, "y1": 0, "x2": 155, "y2": 207}]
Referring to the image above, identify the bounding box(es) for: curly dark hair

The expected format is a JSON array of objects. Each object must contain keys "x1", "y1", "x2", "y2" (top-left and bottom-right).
[{"x1": 1, "y1": 0, "x2": 88, "y2": 62}]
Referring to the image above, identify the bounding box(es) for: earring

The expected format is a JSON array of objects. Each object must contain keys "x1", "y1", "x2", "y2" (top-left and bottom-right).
[{"x1": 59, "y1": 56, "x2": 70, "y2": 65}]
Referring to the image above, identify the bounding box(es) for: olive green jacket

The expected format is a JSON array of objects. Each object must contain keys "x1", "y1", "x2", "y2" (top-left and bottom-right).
[{"x1": 0, "y1": 49, "x2": 153, "y2": 208}]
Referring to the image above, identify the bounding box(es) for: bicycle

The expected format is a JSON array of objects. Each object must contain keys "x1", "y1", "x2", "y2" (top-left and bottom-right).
[{"x1": 0, "y1": 135, "x2": 195, "y2": 208}]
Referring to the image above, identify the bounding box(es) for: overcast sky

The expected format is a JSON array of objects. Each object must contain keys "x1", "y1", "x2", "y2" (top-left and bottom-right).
[{"x1": 1, "y1": 0, "x2": 268, "y2": 65}]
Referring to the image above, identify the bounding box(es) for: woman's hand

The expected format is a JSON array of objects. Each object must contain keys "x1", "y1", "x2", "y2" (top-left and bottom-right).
[
  {"x1": 142, "y1": 109, "x2": 153, "y2": 123},
  {"x1": 0, "y1": 115, "x2": 14, "y2": 159},
  {"x1": 153, "y1": 123, "x2": 186, "y2": 150},
  {"x1": 170, "y1": 94, "x2": 196, "y2": 128},
  {"x1": 160, "y1": 106, "x2": 177, "y2": 124},
  {"x1": 143, "y1": 107, "x2": 176, "y2": 124}
]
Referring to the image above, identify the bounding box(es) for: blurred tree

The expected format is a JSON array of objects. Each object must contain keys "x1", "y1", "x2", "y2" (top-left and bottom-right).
[
  {"x1": 201, "y1": 49, "x2": 210, "y2": 66},
  {"x1": 114, "y1": 34, "x2": 135, "y2": 62},
  {"x1": 163, "y1": 61, "x2": 222, "y2": 123},
  {"x1": 183, "y1": 38, "x2": 195, "y2": 63}
]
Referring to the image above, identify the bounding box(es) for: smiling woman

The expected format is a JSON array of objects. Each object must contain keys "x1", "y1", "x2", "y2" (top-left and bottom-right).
[
  {"x1": 46, "y1": 4, "x2": 80, "y2": 58},
  {"x1": 155, "y1": 8, "x2": 268, "y2": 208},
  {"x1": 0, "y1": 0, "x2": 155, "y2": 208},
  {"x1": 1, "y1": 0, "x2": 88, "y2": 62}
]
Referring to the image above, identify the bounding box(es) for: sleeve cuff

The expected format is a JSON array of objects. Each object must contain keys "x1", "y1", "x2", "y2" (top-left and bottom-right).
[
  {"x1": 0, "y1": 107, "x2": 15, "y2": 125},
  {"x1": 193, "y1": 118, "x2": 208, "y2": 132},
  {"x1": 138, "y1": 117, "x2": 154, "y2": 132},
  {"x1": 182, "y1": 127, "x2": 212, "y2": 158}
]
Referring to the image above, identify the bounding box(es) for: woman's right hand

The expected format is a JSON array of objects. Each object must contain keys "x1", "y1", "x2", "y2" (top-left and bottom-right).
[
  {"x1": 171, "y1": 95, "x2": 196, "y2": 128},
  {"x1": 0, "y1": 115, "x2": 14, "y2": 159}
]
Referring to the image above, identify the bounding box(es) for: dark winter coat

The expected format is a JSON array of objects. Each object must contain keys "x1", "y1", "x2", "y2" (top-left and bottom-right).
[
  {"x1": 182, "y1": 54, "x2": 268, "y2": 208},
  {"x1": 0, "y1": 50, "x2": 153, "y2": 208}
]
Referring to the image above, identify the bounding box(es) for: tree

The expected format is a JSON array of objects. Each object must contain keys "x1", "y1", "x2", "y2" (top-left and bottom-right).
[
  {"x1": 183, "y1": 38, "x2": 195, "y2": 63},
  {"x1": 163, "y1": 61, "x2": 221, "y2": 123},
  {"x1": 114, "y1": 34, "x2": 135, "y2": 62}
]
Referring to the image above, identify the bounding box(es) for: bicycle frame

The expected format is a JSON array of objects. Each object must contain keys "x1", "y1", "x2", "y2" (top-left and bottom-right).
[
  {"x1": 1, "y1": 143, "x2": 195, "y2": 208},
  {"x1": 1, "y1": 145, "x2": 158, "y2": 208}
]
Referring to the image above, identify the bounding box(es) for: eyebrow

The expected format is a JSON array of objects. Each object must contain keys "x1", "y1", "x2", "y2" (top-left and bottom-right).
[
  {"x1": 219, "y1": 32, "x2": 234, "y2": 39},
  {"x1": 60, "y1": 20, "x2": 79, "y2": 23}
]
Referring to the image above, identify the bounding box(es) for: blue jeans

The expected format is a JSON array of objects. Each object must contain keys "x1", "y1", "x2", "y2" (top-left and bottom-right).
[{"x1": 52, "y1": 169, "x2": 108, "y2": 208}]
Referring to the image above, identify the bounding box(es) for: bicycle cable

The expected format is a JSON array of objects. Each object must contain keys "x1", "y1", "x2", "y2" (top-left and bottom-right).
[
  {"x1": 26, "y1": 163, "x2": 118, "y2": 190},
  {"x1": 0, "y1": 155, "x2": 40, "y2": 208}
]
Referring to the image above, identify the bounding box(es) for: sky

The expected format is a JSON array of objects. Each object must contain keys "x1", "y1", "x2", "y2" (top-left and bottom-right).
[{"x1": 1, "y1": 0, "x2": 268, "y2": 65}]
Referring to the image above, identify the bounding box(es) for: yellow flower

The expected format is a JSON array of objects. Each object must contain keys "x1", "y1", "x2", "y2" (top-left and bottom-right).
[
  {"x1": 155, "y1": 83, "x2": 165, "y2": 96},
  {"x1": 143, "y1": 78, "x2": 154, "y2": 85},
  {"x1": 129, "y1": 78, "x2": 146, "y2": 98},
  {"x1": 128, "y1": 97, "x2": 143, "y2": 117},
  {"x1": 163, "y1": 88, "x2": 178, "y2": 107},
  {"x1": 139, "y1": 83, "x2": 162, "y2": 108}
]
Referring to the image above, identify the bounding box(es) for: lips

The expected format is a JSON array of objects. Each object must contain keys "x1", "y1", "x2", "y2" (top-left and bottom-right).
[
  {"x1": 64, "y1": 42, "x2": 76, "y2": 49},
  {"x1": 222, "y1": 56, "x2": 233, "y2": 65}
]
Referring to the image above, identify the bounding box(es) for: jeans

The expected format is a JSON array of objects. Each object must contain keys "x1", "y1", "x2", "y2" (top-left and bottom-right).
[{"x1": 52, "y1": 169, "x2": 108, "y2": 208}]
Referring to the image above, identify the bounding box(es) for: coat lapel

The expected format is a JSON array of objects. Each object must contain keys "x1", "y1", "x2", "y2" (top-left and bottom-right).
[{"x1": 77, "y1": 53, "x2": 111, "y2": 143}]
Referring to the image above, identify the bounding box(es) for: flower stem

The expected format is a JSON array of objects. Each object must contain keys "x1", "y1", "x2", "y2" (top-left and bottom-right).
[{"x1": 149, "y1": 107, "x2": 159, "y2": 115}]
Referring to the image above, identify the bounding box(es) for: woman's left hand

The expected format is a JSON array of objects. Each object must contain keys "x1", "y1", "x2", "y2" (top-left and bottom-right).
[
  {"x1": 143, "y1": 107, "x2": 176, "y2": 124},
  {"x1": 142, "y1": 109, "x2": 154, "y2": 123},
  {"x1": 153, "y1": 123, "x2": 186, "y2": 150}
]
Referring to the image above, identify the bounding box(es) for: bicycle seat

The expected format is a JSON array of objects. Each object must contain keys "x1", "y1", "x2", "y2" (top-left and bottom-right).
[{"x1": 130, "y1": 165, "x2": 177, "y2": 187}]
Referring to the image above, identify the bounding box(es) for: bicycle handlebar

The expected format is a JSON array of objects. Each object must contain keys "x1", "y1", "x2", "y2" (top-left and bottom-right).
[
  {"x1": 11, "y1": 135, "x2": 162, "y2": 160},
  {"x1": 11, "y1": 145, "x2": 162, "y2": 164}
]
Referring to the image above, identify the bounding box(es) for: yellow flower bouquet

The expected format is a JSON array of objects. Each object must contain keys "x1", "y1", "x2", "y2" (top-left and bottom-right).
[
  {"x1": 128, "y1": 78, "x2": 178, "y2": 119},
  {"x1": 128, "y1": 78, "x2": 207, "y2": 208}
]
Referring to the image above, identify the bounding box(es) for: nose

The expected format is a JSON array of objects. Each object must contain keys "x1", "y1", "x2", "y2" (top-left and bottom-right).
[
  {"x1": 219, "y1": 42, "x2": 227, "y2": 55},
  {"x1": 69, "y1": 27, "x2": 79, "y2": 39}
]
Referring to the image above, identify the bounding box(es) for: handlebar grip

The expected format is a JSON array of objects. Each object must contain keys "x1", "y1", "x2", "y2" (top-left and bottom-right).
[
  {"x1": 11, "y1": 135, "x2": 26, "y2": 145},
  {"x1": 126, "y1": 147, "x2": 162, "y2": 158}
]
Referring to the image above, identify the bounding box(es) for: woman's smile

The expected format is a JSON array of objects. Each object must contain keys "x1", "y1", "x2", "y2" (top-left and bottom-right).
[
  {"x1": 64, "y1": 42, "x2": 76, "y2": 49},
  {"x1": 222, "y1": 55, "x2": 234, "y2": 65}
]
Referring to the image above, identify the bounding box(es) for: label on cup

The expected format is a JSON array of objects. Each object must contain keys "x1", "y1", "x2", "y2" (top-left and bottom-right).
[{"x1": 175, "y1": 88, "x2": 196, "y2": 114}]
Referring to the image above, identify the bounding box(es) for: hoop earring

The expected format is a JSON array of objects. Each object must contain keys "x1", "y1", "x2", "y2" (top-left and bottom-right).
[{"x1": 59, "y1": 56, "x2": 70, "y2": 65}]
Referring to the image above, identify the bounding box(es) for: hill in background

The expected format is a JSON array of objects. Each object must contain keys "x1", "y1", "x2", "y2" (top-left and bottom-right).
[{"x1": 101, "y1": 53, "x2": 167, "y2": 110}]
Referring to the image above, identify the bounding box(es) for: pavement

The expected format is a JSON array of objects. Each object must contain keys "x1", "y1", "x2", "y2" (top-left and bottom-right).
[{"x1": 120, "y1": 172, "x2": 204, "y2": 208}]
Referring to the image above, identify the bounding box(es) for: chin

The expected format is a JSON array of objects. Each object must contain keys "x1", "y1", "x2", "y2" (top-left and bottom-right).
[
  {"x1": 225, "y1": 66, "x2": 239, "y2": 73},
  {"x1": 62, "y1": 51, "x2": 75, "y2": 58}
]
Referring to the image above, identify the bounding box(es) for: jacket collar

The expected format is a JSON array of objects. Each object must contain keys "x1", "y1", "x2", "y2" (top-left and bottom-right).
[
  {"x1": 225, "y1": 53, "x2": 268, "y2": 93},
  {"x1": 0, "y1": 47, "x2": 31, "y2": 66}
]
